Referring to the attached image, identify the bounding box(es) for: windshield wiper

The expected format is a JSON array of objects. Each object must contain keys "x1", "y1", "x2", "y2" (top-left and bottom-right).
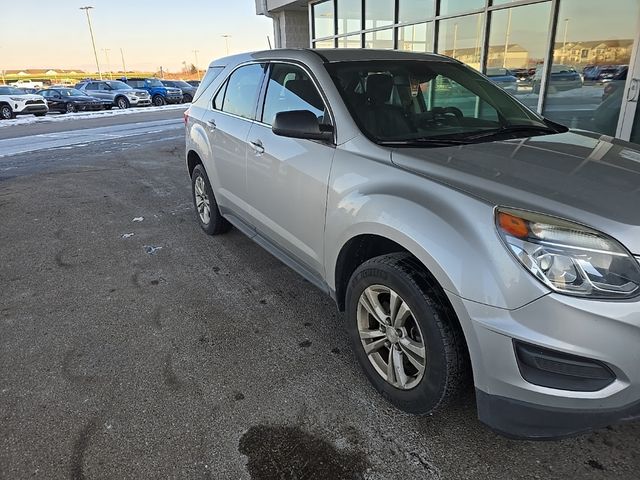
[
  {"x1": 379, "y1": 137, "x2": 470, "y2": 147},
  {"x1": 465, "y1": 125, "x2": 558, "y2": 141}
]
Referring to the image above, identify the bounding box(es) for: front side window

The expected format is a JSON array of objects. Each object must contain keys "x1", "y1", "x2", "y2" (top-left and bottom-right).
[
  {"x1": 216, "y1": 63, "x2": 265, "y2": 120},
  {"x1": 105, "y1": 81, "x2": 131, "y2": 91},
  {"x1": 146, "y1": 79, "x2": 164, "y2": 87},
  {"x1": 327, "y1": 60, "x2": 557, "y2": 145},
  {"x1": 261, "y1": 63, "x2": 326, "y2": 126}
]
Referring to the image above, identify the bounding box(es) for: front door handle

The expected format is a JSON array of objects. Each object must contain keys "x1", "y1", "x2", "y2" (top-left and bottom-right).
[
  {"x1": 207, "y1": 119, "x2": 217, "y2": 130},
  {"x1": 249, "y1": 139, "x2": 265, "y2": 154}
]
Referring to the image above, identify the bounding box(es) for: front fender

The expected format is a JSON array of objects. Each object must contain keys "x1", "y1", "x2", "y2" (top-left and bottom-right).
[{"x1": 325, "y1": 143, "x2": 549, "y2": 311}]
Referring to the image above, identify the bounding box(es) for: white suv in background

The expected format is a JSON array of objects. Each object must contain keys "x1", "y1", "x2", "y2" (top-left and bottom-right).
[{"x1": 0, "y1": 86, "x2": 48, "y2": 119}]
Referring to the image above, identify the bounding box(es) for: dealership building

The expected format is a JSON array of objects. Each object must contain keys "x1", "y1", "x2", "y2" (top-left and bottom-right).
[{"x1": 255, "y1": 0, "x2": 640, "y2": 143}]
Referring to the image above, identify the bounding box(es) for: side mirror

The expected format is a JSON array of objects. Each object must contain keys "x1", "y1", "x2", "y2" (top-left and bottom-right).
[{"x1": 272, "y1": 110, "x2": 333, "y2": 142}]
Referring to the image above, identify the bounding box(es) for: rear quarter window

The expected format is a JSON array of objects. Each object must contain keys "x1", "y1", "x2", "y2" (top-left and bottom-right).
[{"x1": 192, "y1": 66, "x2": 225, "y2": 104}]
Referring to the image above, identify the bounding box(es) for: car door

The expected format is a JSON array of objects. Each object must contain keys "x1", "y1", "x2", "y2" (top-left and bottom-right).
[
  {"x1": 245, "y1": 62, "x2": 335, "y2": 277},
  {"x1": 200, "y1": 63, "x2": 266, "y2": 226}
]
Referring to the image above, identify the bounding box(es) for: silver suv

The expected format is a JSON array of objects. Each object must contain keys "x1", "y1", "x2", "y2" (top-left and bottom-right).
[
  {"x1": 76, "y1": 80, "x2": 151, "y2": 109},
  {"x1": 185, "y1": 49, "x2": 640, "y2": 439}
]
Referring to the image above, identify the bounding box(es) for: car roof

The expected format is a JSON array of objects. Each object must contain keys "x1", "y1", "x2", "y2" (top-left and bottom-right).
[{"x1": 208, "y1": 48, "x2": 457, "y2": 68}]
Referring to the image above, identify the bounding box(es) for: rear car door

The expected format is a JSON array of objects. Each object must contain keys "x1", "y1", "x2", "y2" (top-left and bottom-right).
[
  {"x1": 245, "y1": 62, "x2": 335, "y2": 277},
  {"x1": 200, "y1": 63, "x2": 266, "y2": 225}
]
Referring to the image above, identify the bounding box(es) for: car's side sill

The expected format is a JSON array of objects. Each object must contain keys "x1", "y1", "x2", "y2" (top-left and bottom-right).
[{"x1": 223, "y1": 213, "x2": 330, "y2": 296}]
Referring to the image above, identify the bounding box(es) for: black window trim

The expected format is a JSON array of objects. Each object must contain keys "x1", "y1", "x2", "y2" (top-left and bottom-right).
[
  {"x1": 210, "y1": 61, "x2": 268, "y2": 122},
  {"x1": 255, "y1": 59, "x2": 336, "y2": 145}
]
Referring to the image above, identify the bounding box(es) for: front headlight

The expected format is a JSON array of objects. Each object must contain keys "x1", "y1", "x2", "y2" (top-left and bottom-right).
[
  {"x1": 496, "y1": 207, "x2": 640, "y2": 299},
  {"x1": 10, "y1": 97, "x2": 25, "y2": 102}
]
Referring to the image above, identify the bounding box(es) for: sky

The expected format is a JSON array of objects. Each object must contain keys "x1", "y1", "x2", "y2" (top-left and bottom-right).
[{"x1": 0, "y1": 1, "x2": 274, "y2": 73}]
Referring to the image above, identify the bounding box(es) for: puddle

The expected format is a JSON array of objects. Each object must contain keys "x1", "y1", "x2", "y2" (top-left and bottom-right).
[
  {"x1": 144, "y1": 245, "x2": 162, "y2": 255},
  {"x1": 239, "y1": 425, "x2": 367, "y2": 480}
]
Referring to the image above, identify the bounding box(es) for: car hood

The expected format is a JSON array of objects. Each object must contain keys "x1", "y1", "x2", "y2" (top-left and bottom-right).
[
  {"x1": 20, "y1": 94, "x2": 45, "y2": 101},
  {"x1": 391, "y1": 130, "x2": 640, "y2": 254}
]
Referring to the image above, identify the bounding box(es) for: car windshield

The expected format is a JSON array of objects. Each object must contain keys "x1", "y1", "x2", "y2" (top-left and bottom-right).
[
  {"x1": 0, "y1": 87, "x2": 27, "y2": 95},
  {"x1": 147, "y1": 79, "x2": 163, "y2": 87},
  {"x1": 326, "y1": 60, "x2": 553, "y2": 145},
  {"x1": 105, "y1": 81, "x2": 132, "y2": 90},
  {"x1": 57, "y1": 88, "x2": 87, "y2": 97}
]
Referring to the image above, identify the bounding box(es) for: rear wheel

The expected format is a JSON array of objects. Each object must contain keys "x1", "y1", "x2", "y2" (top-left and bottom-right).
[
  {"x1": 191, "y1": 164, "x2": 231, "y2": 235},
  {"x1": 183, "y1": 94, "x2": 193, "y2": 104},
  {"x1": 66, "y1": 103, "x2": 77, "y2": 113},
  {"x1": 1, "y1": 105, "x2": 15, "y2": 120},
  {"x1": 345, "y1": 253, "x2": 469, "y2": 414},
  {"x1": 116, "y1": 96, "x2": 130, "y2": 109},
  {"x1": 152, "y1": 95, "x2": 165, "y2": 106}
]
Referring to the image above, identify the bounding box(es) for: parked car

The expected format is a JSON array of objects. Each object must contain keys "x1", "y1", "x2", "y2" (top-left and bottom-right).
[
  {"x1": 0, "y1": 86, "x2": 48, "y2": 119},
  {"x1": 532, "y1": 64, "x2": 582, "y2": 93},
  {"x1": 186, "y1": 80, "x2": 201, "y2": 88},
  {"x1": 75, "y1": 80, "x2": 151, "y2": 109},
  {"x1": 160, "y1": 80, "x2": 197, "y2": 103},
  {"x1": 121, "y1": 77, "x2": 182, "y2": 106},
  {"x1": 37, "y1": 87, "x2": 104, "y2": 113},
  {"x1": 10, "y1": 80, "x2": 44, "y2": 90},
  {"x1": 510, "y1": 67, "x2": 535, "y2": 88},
  {"x1": 485, "y1": 67, "x2": 518, "y2": 93},
  {"x1": 186, "y1": 49, "x2": 640, "y2": 440},
  {"x1": 602, "y1": 66, "x2": 628, "y2": 101},
  {"x1": 17, "y1": 87, "x2": 40, "y2": 95}
]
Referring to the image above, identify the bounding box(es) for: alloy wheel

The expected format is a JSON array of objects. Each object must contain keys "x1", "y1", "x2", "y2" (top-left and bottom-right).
[
  {"x1": 0, "y1": 106, "x2": 12, "y2": 119},
  {"x1": 356, "y1": 285, "x2": 426, "y2": 390},
  {"x1": 194, "y1": 175, "x2": 211, "y2": 224}
]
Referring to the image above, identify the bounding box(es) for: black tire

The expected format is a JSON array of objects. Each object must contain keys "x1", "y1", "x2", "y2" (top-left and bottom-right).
[
  {"x1": 1, "y1": 104, "x2": 15, "y2": 120},
  {"x1": 183, "y1": 94, "x2": 193, "y2": 104},
  {"x1": 66, "y1": 103, "x2": 77, "y2": 113},
  {"x1": 345, "y1": 252, "x2": 469, "y2": 415},
  {"x1": 116, "y1": 96, "x2": 130, "y2": 109},
  {"x1": 191, "y1": 164, "x2": 231, "y2": 235},
  {"x1": 152, "y1": 95, "x2": 165, "y2": 107}
]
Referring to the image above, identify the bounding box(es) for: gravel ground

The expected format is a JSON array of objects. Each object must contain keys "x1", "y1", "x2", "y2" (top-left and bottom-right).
[{"x1": 1, "y1": 119, "x2": 640, "y2": 479}]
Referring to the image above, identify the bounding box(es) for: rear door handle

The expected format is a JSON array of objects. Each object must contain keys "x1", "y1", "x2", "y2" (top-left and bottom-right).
[
  {"x1": 249, "y1": 139, "x2": 265, "y2": 154},
  {"x1": 207, "y1": 119, "x2": 216, "y2": 129}
]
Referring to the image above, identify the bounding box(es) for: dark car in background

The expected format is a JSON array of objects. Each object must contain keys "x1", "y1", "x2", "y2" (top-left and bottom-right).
[
  {"x1": 121, "y1": 77, "x2": 182, "y2": 106},
  {"x1": 75, "y1": 80, "x2": 151, "y2": 109},
  {"x1": 160, "y1": 80, "x2": 197, "y2": 103},
  {"x1": 186, "y1": 80, "x2": 200, "y2": 88},
  {"x1": 510, "y1": 68, "x2": 535, "y2": 89},
  {"x1": 601, "y1": 66, "x2": 628, "y2": 102},
  {"x1": 37, "y1": 88, "x2": 104, "y2": 113},
  {"x1": 532, "y1": 64, "x2": 582, "y2": 93},
  {"x1": 485, "y1": 67, "x2": 518, "y2": 93}
]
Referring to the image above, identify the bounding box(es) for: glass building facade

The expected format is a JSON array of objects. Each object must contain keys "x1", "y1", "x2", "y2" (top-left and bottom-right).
[{"x1": 308, "y1": 0, "x2": 640, "y2": 143}]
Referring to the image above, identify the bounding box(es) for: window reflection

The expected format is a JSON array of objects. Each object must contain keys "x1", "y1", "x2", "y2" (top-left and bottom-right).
[
  {"x1": 365, "y1": 1, "x2": 394, "y2": 30},
  {"x1": 398, "y1": 22, "x2": 433, "y2": 53},
  {"x1": 365, "y1": 29, "x2": 394, "y2": 50},
  {"x1": 543, "y1": 0, "x2": 638, "y2": 137},
  {"x1": 313, "y1": 0, "x2": 334, "y2": 38},
  {"x1": 338, "y1": 35, "x2": 362, "y2": 48},
  {"x1": 439, "y1": 0, "x2": 484, "y2": 16},
  {"x1": 398, "y1": 0, "x2": 434, "y2": 23},
  {"x1": 338, "y1": 0, "x2": 361, "y2": 35},
  {"x1": 486, "y1": 3, "x2": 551, "y2": 110},
  {"x1": 438, "y1": 14, "x2": 484, "y2": 70}
]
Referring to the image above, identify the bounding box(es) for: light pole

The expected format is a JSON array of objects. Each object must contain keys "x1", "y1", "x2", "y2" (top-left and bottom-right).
[
  {"x1": 120, "y1": 48, "x2": 127, "y2": 75},
  {"x1": 102, "y1": 48, "x2": 112, "y2": 79},
  {"x1": 192, "y1": 49, "x2": 201, "y2": 79},
  {"x1": 503, "y1": 8, "x2": 513, "y2": 68},
  {"x1": 562, "y1": 18, "x2": 570, "y2": 63},
  {"x1": 222, "y1": 35, "x2": 231, "y2": 55},
  {"x1": 80, "y1": 6, "x2": 102, "y2": 80},
  {"x1": 452, "y1": 23, "x2": 459, "y2": 59}
]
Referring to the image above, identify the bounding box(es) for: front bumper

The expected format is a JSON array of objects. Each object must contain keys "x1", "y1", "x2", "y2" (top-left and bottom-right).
[
  {"x1": 449, "y1": 291, "x2": 640, "y2": 439},
  {"x1": 165, "y1": 95, "x2": 183, "y2": 104},
  {"x1": 130, "y1": 97, "x2": 152, "y2": 107},
  {"x1": 16, "y1": 104, "x2": 48, "y2": 115}
]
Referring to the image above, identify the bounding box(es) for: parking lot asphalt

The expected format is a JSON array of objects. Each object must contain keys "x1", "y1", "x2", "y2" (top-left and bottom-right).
[{"x1": 1, "y1": 114, "x2": 640, "y2": 480}]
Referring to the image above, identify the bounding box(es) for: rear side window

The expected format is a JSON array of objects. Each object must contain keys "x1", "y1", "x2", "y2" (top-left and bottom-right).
[
  {"x1": 214, "y1": 63, "x2": 265, "y2": 120},
  {"x1": 85, "y1": 83, "x2": 98, "y2": 90},
  {"x1": 193, "y1": 66, "x2": 224, "y2": 103},
  {"x1": 261, "y1": 63, "x2": 326, "y2": 126}
]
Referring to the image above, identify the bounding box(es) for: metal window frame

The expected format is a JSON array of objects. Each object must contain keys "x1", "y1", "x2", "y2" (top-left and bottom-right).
[{"x1": 307, "y1": 0, "x2": 640, "y2": 137}]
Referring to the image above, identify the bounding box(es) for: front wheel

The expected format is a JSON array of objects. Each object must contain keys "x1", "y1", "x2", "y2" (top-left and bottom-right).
[
  {"x1": 345, "y1": 253, "x2": 469, "y2": 415},
  {"x1": 66, "y1": 103, "x2": 77, "y2": 113},
  {"x1": 191, "y1": 164, "x2": 231, "y2": 235},
  {"x1": 116, "y1": 96, "x2": 130, "y2": 109},
  {"x1": 183, "y1": 94, "x2": 193, "y2": 104},
  {"x1": 1, "y1": 105, "x2": 15, "y2": 119},
  {"x1": 152, "y1": 95, "x2": 165, "y2": 106}
]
